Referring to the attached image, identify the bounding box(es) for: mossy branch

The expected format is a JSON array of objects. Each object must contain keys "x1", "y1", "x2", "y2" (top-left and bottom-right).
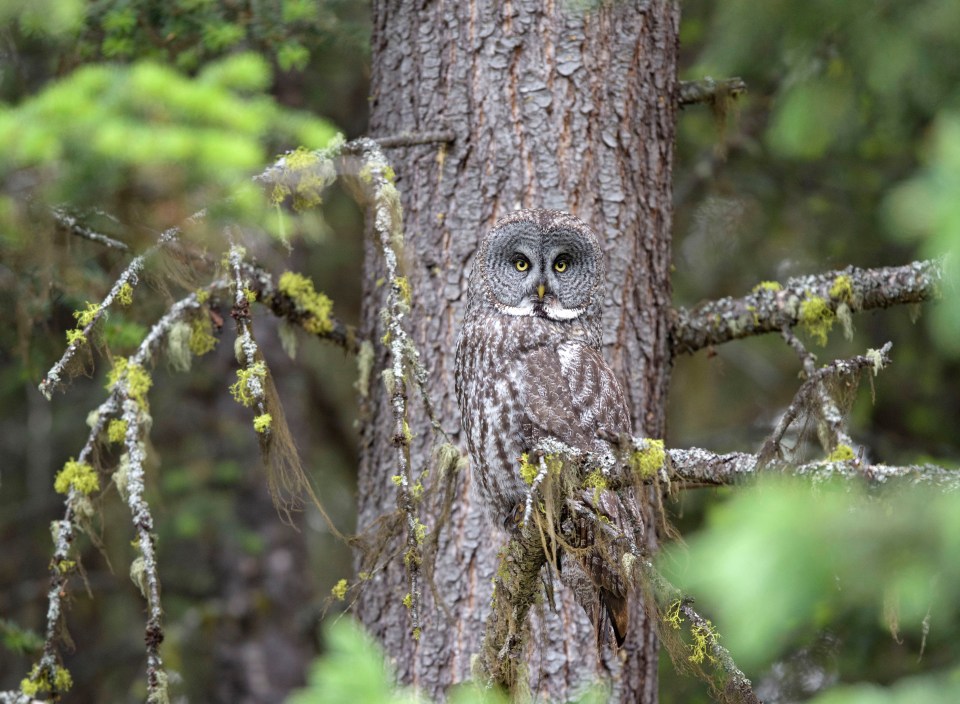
[{"x1": 671, "y1": 259, "x2": 943, "y2": 355}]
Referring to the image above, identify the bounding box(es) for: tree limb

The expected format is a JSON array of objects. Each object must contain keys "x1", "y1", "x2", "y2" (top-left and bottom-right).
[
  {"x1": 678, "y1": 77, "x2": 747, "y2": 107},
  {"x1": 670, "y1": 259, "x2": 943, "y2": 355}
]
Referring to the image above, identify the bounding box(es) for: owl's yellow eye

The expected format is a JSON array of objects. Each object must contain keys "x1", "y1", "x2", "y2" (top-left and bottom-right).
[
  {"x1": 554, "y1": 260, "x2": 568, "y2": 273},
  {"x1": 514, "y1": 259, "x2": 529, "y2": 272}
]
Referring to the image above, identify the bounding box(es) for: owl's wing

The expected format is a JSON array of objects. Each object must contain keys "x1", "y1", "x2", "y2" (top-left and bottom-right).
[
  {"x1": 522, "y1": 340, "x2": 631, "y2": 449},
  {"x1": 521, "y1": 340, "x2": 638, "y2": 646}
]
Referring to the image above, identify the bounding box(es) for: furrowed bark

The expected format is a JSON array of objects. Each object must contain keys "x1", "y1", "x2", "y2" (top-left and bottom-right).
[{"x1": 356, "y1": 1, "x2": 679, "y2": 701}]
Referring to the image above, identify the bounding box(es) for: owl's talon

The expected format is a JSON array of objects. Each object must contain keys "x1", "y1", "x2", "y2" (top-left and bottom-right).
[{"x1": 504, "y1": 502, "x2": 525, "y2": 531}]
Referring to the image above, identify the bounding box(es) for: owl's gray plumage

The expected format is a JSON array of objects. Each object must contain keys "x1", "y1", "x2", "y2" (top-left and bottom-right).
[{"x1": 454, "y1": 208, "x2": 638, "y2": 645}]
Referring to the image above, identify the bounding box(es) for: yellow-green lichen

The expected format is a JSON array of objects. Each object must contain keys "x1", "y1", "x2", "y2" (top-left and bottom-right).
[
  {"x1": 331, "y1": 578, "x2": 348, "y2": 601},
  {"x1": 117, "y1": 282, "x2": 134, "y2": 306},
  {"x1": 799, "y1": 295, "x2": 835, "y2": 347},
  {"x1": 413, "y1": 518, "x2": 427, "y2": 544},
  {"x1": 402, "y1": 592, "x2": 413, "y2": 609},
  {"x1": 664, "y1": 599, "x2": 683, "y2": 630},
  {"x1": 73, "y1": 301, "x2": 101, "y2": 328},
  {"x1": 583, "y1": 469, "x2": 608, "y2": 503},
  {"x1": 107, "y1": 419, "x2": 128, "y2": 444},
  {"x1": 243, "y1": 287, "x2": 257, "y2": 303},
  {"x1": 829, "y1": 274, "x2": 854, "y2": 303},
  {"x1": 66, "y1": 328, "x2": 87, "y2": 346},
  {"x1": 54, "y1": 459, "x2": 100, "y2": 495},
  {"x1": 56, "y1": 559, "x2": 76, "y2": 574},
  {"x1": 106, "y1": 357, "x2": 153, "y2": 407},
  {"x1": 189, "y1": 317, "x2": 218, "y2": 356},
  {"x1": 630, "y1": 439, "x2": 666, "y2": 478},
  {"x1": 229, "y1": 361, "x2": 267, "y2": 407},
  {"x1": 277, "y1": 271, "x2": 333, "y2": 335},
  {"x1": 395, "y1": 276, "x2": 412, "y2": 306},
  {"x1": 827, "y1": 444, "x2": 855, "y2": 462},
  {"x1": 412, "y1": 626, "x2": 421, "y2": 641},
  {"x1": 253, "y1": 413, "x2": 273, "y2": 434},
  {"x1": 519, "y1": 453, "x2": 538, "y2": 485},
  {"x1": 195, "y1": 289, "x2": 210, "y2": 305},
  {"x1": 285, "y1": 146, "x2": 320, "y2": 171},
  {"x1": 20, "y1": 663, "x2": 73, "y2": 696},
  {"x1": 752, "y1": 280, "x2": 782, "y2": 293},
  {"x1": 689, "y1": 620, "x2": 719, "y2": 665}
]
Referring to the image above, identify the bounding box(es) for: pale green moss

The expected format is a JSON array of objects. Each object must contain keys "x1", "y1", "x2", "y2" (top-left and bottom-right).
[
  {"x1": 54, "y1": 459, "x2": 99, "y2": 495},
  {"x1": 107, "y1": 419, "x2": 128, "y2": 444},
  {"x1": 117, "y1": 282, "x2": 134, "y2": 306},
  {"x1": 253, "y1": 413, "x2": 272, "y2": 434},
  {"x1": 20, "y1": 663, "x2": 73, "y2": 696},
  {"x1": 752, "y1": 280, "x2": 782, "y2": 293},
  {"x1": 395, "y1": 276, "x2": 412, "y2": 306},
  {"x1": 583, "y1": 469, "x2": 608, "y2": 502},
  {"x1": 519, "y1": 453, "x2": 538, "y2": 485},
  {"x1": 799, "y1": 295, "x2": 835, "y2": 346},
  {"x1": 829, "y1": 274, "x2": 854, "y2": 303},
  {"x1": 73, "y1": 301, "x2": 101, "y2": 328},
  {"x1": 278, "y1": 271, "x2": 333, "y2": 335},
  {"x1": 827, "y1": 444, "x2": 855, "y2": 462},
  {"x1": 331, "y1": 578, "x2": 348, "y2": 601},
  {"x1": 630, "y1": 439, "x2": 666, "y2": 478},
  {"x1": 106, "y1": 357, "x2": 153, "y2": 407},
  {"x1": 66, "y1": 328, "x2": 87, "y2": 346},
  {"x1": 189, "y1": 317, "x2": 218, "y2": 356}
]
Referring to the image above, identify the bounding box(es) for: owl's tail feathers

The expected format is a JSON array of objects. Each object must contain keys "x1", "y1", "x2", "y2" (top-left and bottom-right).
[{"x1": 600, "y1": 588, "x2": 629, "y2": 648}]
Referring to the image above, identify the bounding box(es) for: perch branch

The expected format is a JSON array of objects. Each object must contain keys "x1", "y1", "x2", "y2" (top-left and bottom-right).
[
  {"x1": 373, "y1": 130, "x2": 456, "y2": 149},
  {"x1": 678, "y1": 77, "x2": 747, "y2": 107},
  {"x1": 670, "y1": 259, "x2": 943, "y2": 355}
]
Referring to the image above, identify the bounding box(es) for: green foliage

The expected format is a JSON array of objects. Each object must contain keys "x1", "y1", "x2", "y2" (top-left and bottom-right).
[
  {"x1": 0, "y1": 618, "x2": 43, "y2": 656},
  {"x1": 660, "y1": 479, "x2": 960, "y2": 674},
  {"x1": 65, "y1": 0, "x2": 368, "y2": 74},
  {"x1": 886, "y1": 113, "x2": 960, "y2": 355},
  {"x1": 0, "y1": 53, "x2": 337, "y2": 232},
  {"x1": 808, "y1": 668, "x2": 960, "y2": 704},
  {"x1": 286, "y1": 619, "x2": 420, "y2": 704}
]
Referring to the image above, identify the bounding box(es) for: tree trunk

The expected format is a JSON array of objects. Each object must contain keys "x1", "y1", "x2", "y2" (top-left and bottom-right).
[{"x1": 356, "y1": 1, "x2": 678, "y2": 701}]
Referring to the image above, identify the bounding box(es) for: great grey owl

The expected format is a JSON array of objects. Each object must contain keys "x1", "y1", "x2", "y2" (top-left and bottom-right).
[{"x1": 454, "y1": 208, "x2": 641, "y2": 646}]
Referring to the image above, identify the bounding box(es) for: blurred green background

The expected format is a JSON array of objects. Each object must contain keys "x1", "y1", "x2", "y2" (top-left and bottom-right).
[{"x1": 1, "y1": 0, "x2": 959, "y2": 701}]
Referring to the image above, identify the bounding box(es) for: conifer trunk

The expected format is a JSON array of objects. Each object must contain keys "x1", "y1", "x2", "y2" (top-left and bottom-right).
[{"x1": 356, "y1": 2, "x2": 679, "y2": 700}]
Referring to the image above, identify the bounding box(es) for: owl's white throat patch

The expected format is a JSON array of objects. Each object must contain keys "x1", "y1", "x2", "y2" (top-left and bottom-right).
[{"x1": 496, "y1": 299, "x2": 584, "y2": 321}]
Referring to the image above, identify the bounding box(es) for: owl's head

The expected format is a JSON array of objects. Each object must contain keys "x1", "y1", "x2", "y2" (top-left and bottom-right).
[{"x1": 473, "y1": 209, "x2": 604, "y2": 322}]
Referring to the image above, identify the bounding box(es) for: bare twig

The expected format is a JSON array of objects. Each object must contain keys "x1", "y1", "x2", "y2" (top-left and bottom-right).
[
  {"x1": 671, "y1": 259, "x2": 942, "y2": 355},
  {"x1": 678, "y1": 77, "x2": 747, "y2": 107},
  {"x1": 373, "y1": 130, "x2": 456, "y2": 149}
]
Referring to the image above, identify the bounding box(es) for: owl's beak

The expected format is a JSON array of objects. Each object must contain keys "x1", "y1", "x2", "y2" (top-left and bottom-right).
[{"x1": 537, "y1": 283, "x2": 546, "y2": 300}]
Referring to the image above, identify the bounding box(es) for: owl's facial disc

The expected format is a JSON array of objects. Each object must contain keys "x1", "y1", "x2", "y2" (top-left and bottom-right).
[{"x1": 483, "y1": 216, "x2": 600, "y2": 321}]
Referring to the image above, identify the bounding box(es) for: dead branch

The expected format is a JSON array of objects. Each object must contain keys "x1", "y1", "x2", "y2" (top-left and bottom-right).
[
  {"x1": 678, "y1": 77, "x2": 748, "y2": 107},
  {"x1": 670, "y1": 259, "x2": 943, "y2": 355}
]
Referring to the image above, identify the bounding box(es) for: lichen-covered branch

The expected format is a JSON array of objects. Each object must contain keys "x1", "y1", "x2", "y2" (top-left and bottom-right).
[
  {"x1": 671, "y1": 259, "x2": 943, "y2": 355},
  {"x1": 39, "y1": 225, "x2": 177, "y2": 399},
  {"x1": 640, "y1": 560, "x2": 760, "y2": 704},
  {"x1": 475, "y1": 520, "x2": 548, "y2": 696},
  {"x1": 678, "y1": 77, "x2": 747, "y2": 107},
  {"x1": 17, "y1": 292, "x2": 211, "y2": 701},
  {"x1": 344, "y1": 137, "x2": 425, "y2": 639},
  {"x1": 667, "y1": 447, "x2": 960, "y2": 490}
]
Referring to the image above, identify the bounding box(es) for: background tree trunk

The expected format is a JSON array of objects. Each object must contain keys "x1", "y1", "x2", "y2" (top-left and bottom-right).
[{"x1": 356, "y1": 1, "x2": 679, "y2": 700}]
